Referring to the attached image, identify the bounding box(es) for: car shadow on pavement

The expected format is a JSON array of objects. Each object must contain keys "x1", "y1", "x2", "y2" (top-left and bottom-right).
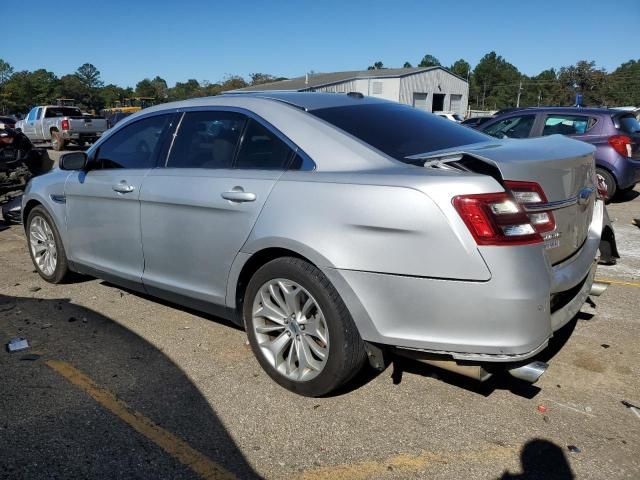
[
  {"x1": 610, "y1": 189, "x2": 639, "y2": 203},
  {"x1": 0, "y1": 293, "x2": 261, "y2": 479},
  {"x1": 499, "y1": 438, "x2": 574, "y2": 479}
]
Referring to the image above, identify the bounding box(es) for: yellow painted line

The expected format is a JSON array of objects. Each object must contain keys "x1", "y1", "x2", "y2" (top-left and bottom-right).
[
  {"x1": 46, "y1": 360, "x2": 236, "y2": 480},
  {"x1": 298, "y1": 445, "x2": 518, "y2": 480},
  {"x1": 595, "y1": 278, "x2": 640, "y2": 287}
]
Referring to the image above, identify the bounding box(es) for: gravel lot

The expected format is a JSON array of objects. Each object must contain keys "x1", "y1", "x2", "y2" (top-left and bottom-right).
[{"x1": 1, "y1": 149, "x2": 639, "y2": 479}]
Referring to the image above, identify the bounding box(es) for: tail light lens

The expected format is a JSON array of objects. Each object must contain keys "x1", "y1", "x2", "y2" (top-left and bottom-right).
[
  {"x1": 608, "y1": 135, "x2": 632, "y2": 157},
  {"x1": 504, "y1": 181, "x2": 556, "y2": 234},
  {"x1": 61, "y1": 119, "x2": 70, "y2": 130},
  {"x1": 0, "y1": 134, "x2": 13, "y2": 144},
  {"x1": 453, "y1": 192, "x2": 541, "y2": 246}
]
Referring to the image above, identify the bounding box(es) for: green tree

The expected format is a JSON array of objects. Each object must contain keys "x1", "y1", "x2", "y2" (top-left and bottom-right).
[
  {"x1": 0, "y1": 59, "x2": 13, "y2": 85},
  {"x1": 403, "y1": 61, "x2": 413, "y2": 68},
  {"x1": 558, "y1": 60, "x2": 607, "y2": 106},
  {"x1": 449, "y1": 59, "x2": 471, "y2": 78},
  {"x1": 76, "y1": 63, "x2": 103, "y2": 89},
  {"x1": 55, "y1": 74, "x2": 89, "y2": 106},
  {"x1": 220, "y1": 75, "x2": 248, "y2": 92},
  {"x1": 135, "y1": 78, "x2": 155, "y2": 97},
  {"x1": 168, "y1": 79, "x2": 202, "y2": 100},
  {"x1": 418, "y1": 54, "x2": 441, "y2": 67},
  {"x1": 367, "y1": 61, "x2": 384, "y2": 70},
  {"x1": 605, "y1": 59, "x2": 640, "y2": 107},
  {"x1": 150, "y1": 76, "x2": 168, "y2": 101},
  {"x1": 471, "y1": 51, "x2": 521, "y2": 109},
  {"x1": 99, "y1": 84, "x2": 128, "y2": 108},
  {"x1": 249, "y1": 73, "x2": 279, "y2": 85}
]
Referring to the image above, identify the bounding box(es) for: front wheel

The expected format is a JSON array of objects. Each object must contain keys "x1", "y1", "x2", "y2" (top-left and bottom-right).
[
  {"x1": 244, "y1": 257, "x2": 366, "y2": 396},
  {"x1": 27, "y1": 206, "x2": 70, "y2": 283}
]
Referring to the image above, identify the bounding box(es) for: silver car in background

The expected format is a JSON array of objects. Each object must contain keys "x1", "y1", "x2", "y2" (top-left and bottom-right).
[{"x1": 22, "y1": 92, "x2": 604, "y2": 396}]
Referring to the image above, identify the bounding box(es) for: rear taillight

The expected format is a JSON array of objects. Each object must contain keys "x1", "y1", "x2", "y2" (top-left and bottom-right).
[
  {"x1": 0, "y1": 134, "x2": 13, "y2": 144},
  {"x1": 505, "y1": 180, "x2": 556, "y2": 234},
  {"x1": 608, "y1": 135, "x2": 632, "y2": 157},
  {"x1": 453, "y1": 192, "x2": 541, "y2": 246},
  {"x1": 61, "y1": 119, "x2": 70, "y2": 130}
]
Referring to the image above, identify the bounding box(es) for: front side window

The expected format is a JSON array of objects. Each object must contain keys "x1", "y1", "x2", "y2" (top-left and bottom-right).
[
  {"x1": 95, "y1": 114, "x2": 171, "y2": 169},
  {"x1": 27, "y1": 108, "x2": 37, "y2": 122},
  {"x1": 483, "y1": 115, "x2": 536, "y2": 139},
  {"x1": 234, "y1": 119, "x2": 293, "y2": 170},
  {"x1": 542, "y1": 114, "x2": 593, "y2": 136},
  {"x1": 167, "y1": 111, "x2": 245, "y2": 169},
  {"x1": 310, "y1": 103, "x2": 487, "y2": 162}
]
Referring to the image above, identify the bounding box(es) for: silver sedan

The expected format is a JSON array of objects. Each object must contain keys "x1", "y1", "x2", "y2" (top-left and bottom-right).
[{"x1": 22, "y1": 92, "x2": 604, "y2": 396}]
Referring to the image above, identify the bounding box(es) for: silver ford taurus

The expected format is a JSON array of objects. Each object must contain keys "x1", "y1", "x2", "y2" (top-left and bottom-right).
[{"x1": 22, "y1": 92, "x2": 604, "y2": 396}]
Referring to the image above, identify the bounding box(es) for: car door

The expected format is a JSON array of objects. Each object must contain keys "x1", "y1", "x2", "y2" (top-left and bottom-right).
[
  {"x1": 139, "y1": 109, "x2": 295, "y2": 306},
  {"x1": 64, "y1": 113, "x2": 174, "y2": 287},
  {"x1": 539, "y1": 113, "x2": 598, "y2": 140},
  {"x1": 21, "y1": 108, "x2": 38, "y2": 139}
]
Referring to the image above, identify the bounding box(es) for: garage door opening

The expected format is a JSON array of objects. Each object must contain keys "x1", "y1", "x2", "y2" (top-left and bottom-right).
[{"x1": 432, "y1": 93, "x2": 445, "y2": 112}]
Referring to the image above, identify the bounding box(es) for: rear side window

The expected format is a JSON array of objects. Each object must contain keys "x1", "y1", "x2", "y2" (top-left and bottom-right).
[
  {"x1": 617, "y1": 114, "x2": 640, "y2": 134},
  {"x1": 234, "y1": 119, "x2": 294, "y2": 170},
  {"x1": 95, "y1": 114, "x2": 171, "y2": 169},
  {"x1": 483, "y1": 115, "x2": 536, "y2": 139},
  {"x1": 310, "y1": 103, "x2": 487, "y2": 162},
  {"x1": 167, "y1": 111, "x2": 245, "y2": 169},
  {"x1": 542, "y1": 114, "x2": 594, "y2": 136},
  {"x1": 45, "y1": 107, "x2": 82, "y2": 118}
]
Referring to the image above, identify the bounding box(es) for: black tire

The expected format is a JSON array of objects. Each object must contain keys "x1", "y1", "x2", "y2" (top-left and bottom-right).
[
  {"x1": 51, "y1": 130, "x2": 65, "y2": 151},
  {"x1": 244, "y1": 257, "x2": 367, "y2": 397},
  {"x1": 596, "y1": 168, "x2": 616, "y2": 202},
  {"x1": 26, "y1": 206, "x2": 70, "y2": 283}
]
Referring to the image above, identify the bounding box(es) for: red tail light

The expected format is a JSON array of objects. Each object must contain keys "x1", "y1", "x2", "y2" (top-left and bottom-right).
[
  {"x1": 608, "y1": 135, "x2": 632, "y2": 157},
  {"x1": 0, "y1": 135, "x2": 13, "y2": 144},
  {"x1": 61, "y1": 119, "x2": 70, "y2": 130},
  {"x1": 453, "y1": 192, "x2": 541, "y2": 246},
  {"x1": 504, "y1": 180, "x2": 556, "y2": 234}
]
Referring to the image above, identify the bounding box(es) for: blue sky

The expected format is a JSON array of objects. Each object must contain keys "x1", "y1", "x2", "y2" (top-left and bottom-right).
[{"x1": 8, "y1": 0, "x2": 639, "y2": 87}]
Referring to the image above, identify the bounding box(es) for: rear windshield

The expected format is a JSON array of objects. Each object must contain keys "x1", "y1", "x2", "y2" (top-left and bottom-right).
[
  {"x1": 617, "y1": 114, "x2": 640, "y2": 134},
  {"x1": 45, "y1": 107, "x2": 82, "y2": 118},
  {"x1": 310, "y1": 103, "x2": 488, "y2": 162}
]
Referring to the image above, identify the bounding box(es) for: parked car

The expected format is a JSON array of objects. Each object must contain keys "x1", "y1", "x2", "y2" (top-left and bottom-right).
[
  {"x1": 22, "y1": 93, "x2": 605, "y2": 396},
  {"x1": 0, "y1": 124, "x2": 38, "y2": 196},
  {"x1": 461, "y1": 116, "x2": 494, "y2": 128},
  {"x1": 435, "y1": 111, "x2": 463, "y2": 123},
  {"x1": 0, "y1": 116, "x2": 17, "y2": 129},
  {"x1": 477, "y1": 107, "x2": 640, "y2": 199},
  {"x1": 15, "y1": 106, "x2": 108, "y2": 151}
]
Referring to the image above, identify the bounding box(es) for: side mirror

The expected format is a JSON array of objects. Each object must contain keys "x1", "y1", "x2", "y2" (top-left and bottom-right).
[{"x1": 59, "y1": 151, "x2": 87, "y2": 171}]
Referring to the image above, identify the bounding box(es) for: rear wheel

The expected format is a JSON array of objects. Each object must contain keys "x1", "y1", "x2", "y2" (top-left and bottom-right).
[
  {"x1": 596, "y1": 168, "x2": 616, "y2": 202},
  {"x1": 51, "y1": 130, "x2": 65, "y2": 151},
  {"x1": 27, "y1": 206, "x2": 69, "y2": 283},
  {"x1": 244, "y1": 257, "x2": 366, "y2": 396}
]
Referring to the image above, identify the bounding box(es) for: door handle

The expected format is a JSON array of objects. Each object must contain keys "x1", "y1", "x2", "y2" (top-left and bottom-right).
[
  {"x1": 112, "y1": 183, "x2": 135, "y2": 194},
  {"x1": 221, "y1": 188, "x2": 256, "y2": 203}
]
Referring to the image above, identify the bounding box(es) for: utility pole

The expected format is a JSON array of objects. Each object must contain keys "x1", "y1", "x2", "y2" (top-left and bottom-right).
[{"x1": 516, "y1": 80, "x2": 523, "y2": 108}]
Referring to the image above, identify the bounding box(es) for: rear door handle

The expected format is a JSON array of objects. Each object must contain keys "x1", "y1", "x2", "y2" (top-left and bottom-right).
[
  {"x1": 112, "y1": 183, "x2": 135, "y2": 194},
  {"x1": 221, "y1": 189, "x2": 256, "y2": 203}
]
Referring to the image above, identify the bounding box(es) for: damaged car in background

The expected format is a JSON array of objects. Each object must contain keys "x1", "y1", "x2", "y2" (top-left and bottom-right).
[
  {"x1": 21, "y1": 93, "x2": 609, "y2": 396},
  {"x1": 1, "y1": 122, "x2": 40, "y2": 224}
]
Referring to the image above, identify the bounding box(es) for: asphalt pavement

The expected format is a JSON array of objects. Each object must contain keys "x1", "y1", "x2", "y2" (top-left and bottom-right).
[{"x1": 1, "y1": 149, "x2": 639, "y2": 479}]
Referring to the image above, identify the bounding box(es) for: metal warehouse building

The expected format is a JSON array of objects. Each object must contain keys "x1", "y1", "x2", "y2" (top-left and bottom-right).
[{"x1": 238, "y1": 67, "x2": 469, "y2": 115}]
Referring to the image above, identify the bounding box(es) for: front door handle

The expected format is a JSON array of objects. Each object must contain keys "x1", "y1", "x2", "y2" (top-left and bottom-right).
[
  {"x1": 221, "y1": 188, "x2": 256, "y2": 203},
  {"x1": 112, "y1": 183, "x2": 135, "y2": 194}
]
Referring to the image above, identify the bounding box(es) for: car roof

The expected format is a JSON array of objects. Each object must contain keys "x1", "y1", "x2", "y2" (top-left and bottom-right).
[{"x1": 497, "y1": 106, "x2": 618, "y2": 116}]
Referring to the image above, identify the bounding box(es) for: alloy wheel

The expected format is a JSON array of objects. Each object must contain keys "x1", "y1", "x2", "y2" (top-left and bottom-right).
[
  {"x1": 251, "y1": 279, "x2": 329, "y2": 382},
  {"x1": 29, "y1": 216, "x2": 57, "y2": 276}
]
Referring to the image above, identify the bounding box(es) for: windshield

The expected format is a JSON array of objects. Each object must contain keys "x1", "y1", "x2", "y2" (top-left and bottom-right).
[
  {"x1": 310, "y1": 103, "x2": 488, "y2": 162},
  {"x1": 617, "y1": 114, "x2": 640, "y2": 134},
  {"x1": 45, "y1": 107, "x2": 82, "y2": 118}
]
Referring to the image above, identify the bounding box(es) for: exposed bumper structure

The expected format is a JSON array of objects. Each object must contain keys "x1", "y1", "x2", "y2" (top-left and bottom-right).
[{"x1": 324, "y1": 200, "x2": 604, "y2": 363}]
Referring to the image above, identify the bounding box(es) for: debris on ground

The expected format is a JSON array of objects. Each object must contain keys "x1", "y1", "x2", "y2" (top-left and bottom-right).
[
  {"x1": 567, "y1": 445, "x2": 582, "y2": 454},
  {"x1": 537, "y1": 405, "x2": 547, "y2": 413},
  {"x1": 6, "y1": 337, "x2": 29, "y2": 352},
  {"x1": 28, "y1": 286, "x2": 41, "y2": 292},
  {"x1": 621, "y1": 400, "x2": 640, "y2": 419},
  {"x1": 601, "y1": 344, "x2": 610, "y2": 349},
  {"x1": 68, "y1": 316, "x2": 78, "y2": 323},
  {"x1": 41, "y1": 323, "x2": 52, "y2": 329}
]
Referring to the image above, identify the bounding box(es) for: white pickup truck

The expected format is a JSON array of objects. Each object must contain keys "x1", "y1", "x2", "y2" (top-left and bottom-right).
[{"x1": 16, "y1": 106, "x2": 107, "y2": 151}]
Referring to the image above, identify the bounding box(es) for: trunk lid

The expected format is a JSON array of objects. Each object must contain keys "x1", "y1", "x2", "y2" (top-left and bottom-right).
[{"x1": 422, "y1": 136, "x2": 597, "y2": 264}]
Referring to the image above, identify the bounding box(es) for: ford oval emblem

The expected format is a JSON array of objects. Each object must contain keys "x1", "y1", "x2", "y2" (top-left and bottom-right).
[{"x1": 577, "y1": 187, "x2": 594, "y2": 206}]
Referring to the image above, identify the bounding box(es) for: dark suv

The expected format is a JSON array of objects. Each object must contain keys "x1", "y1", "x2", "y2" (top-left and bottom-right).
[{"x1": 477, "y1": 107, "x2": 640, "y2": 199}]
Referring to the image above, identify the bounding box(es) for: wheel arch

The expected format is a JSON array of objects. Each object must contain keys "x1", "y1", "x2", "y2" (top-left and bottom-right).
[{"x1": 22, "y1": 199, "x2": 44, "y2": 229}]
